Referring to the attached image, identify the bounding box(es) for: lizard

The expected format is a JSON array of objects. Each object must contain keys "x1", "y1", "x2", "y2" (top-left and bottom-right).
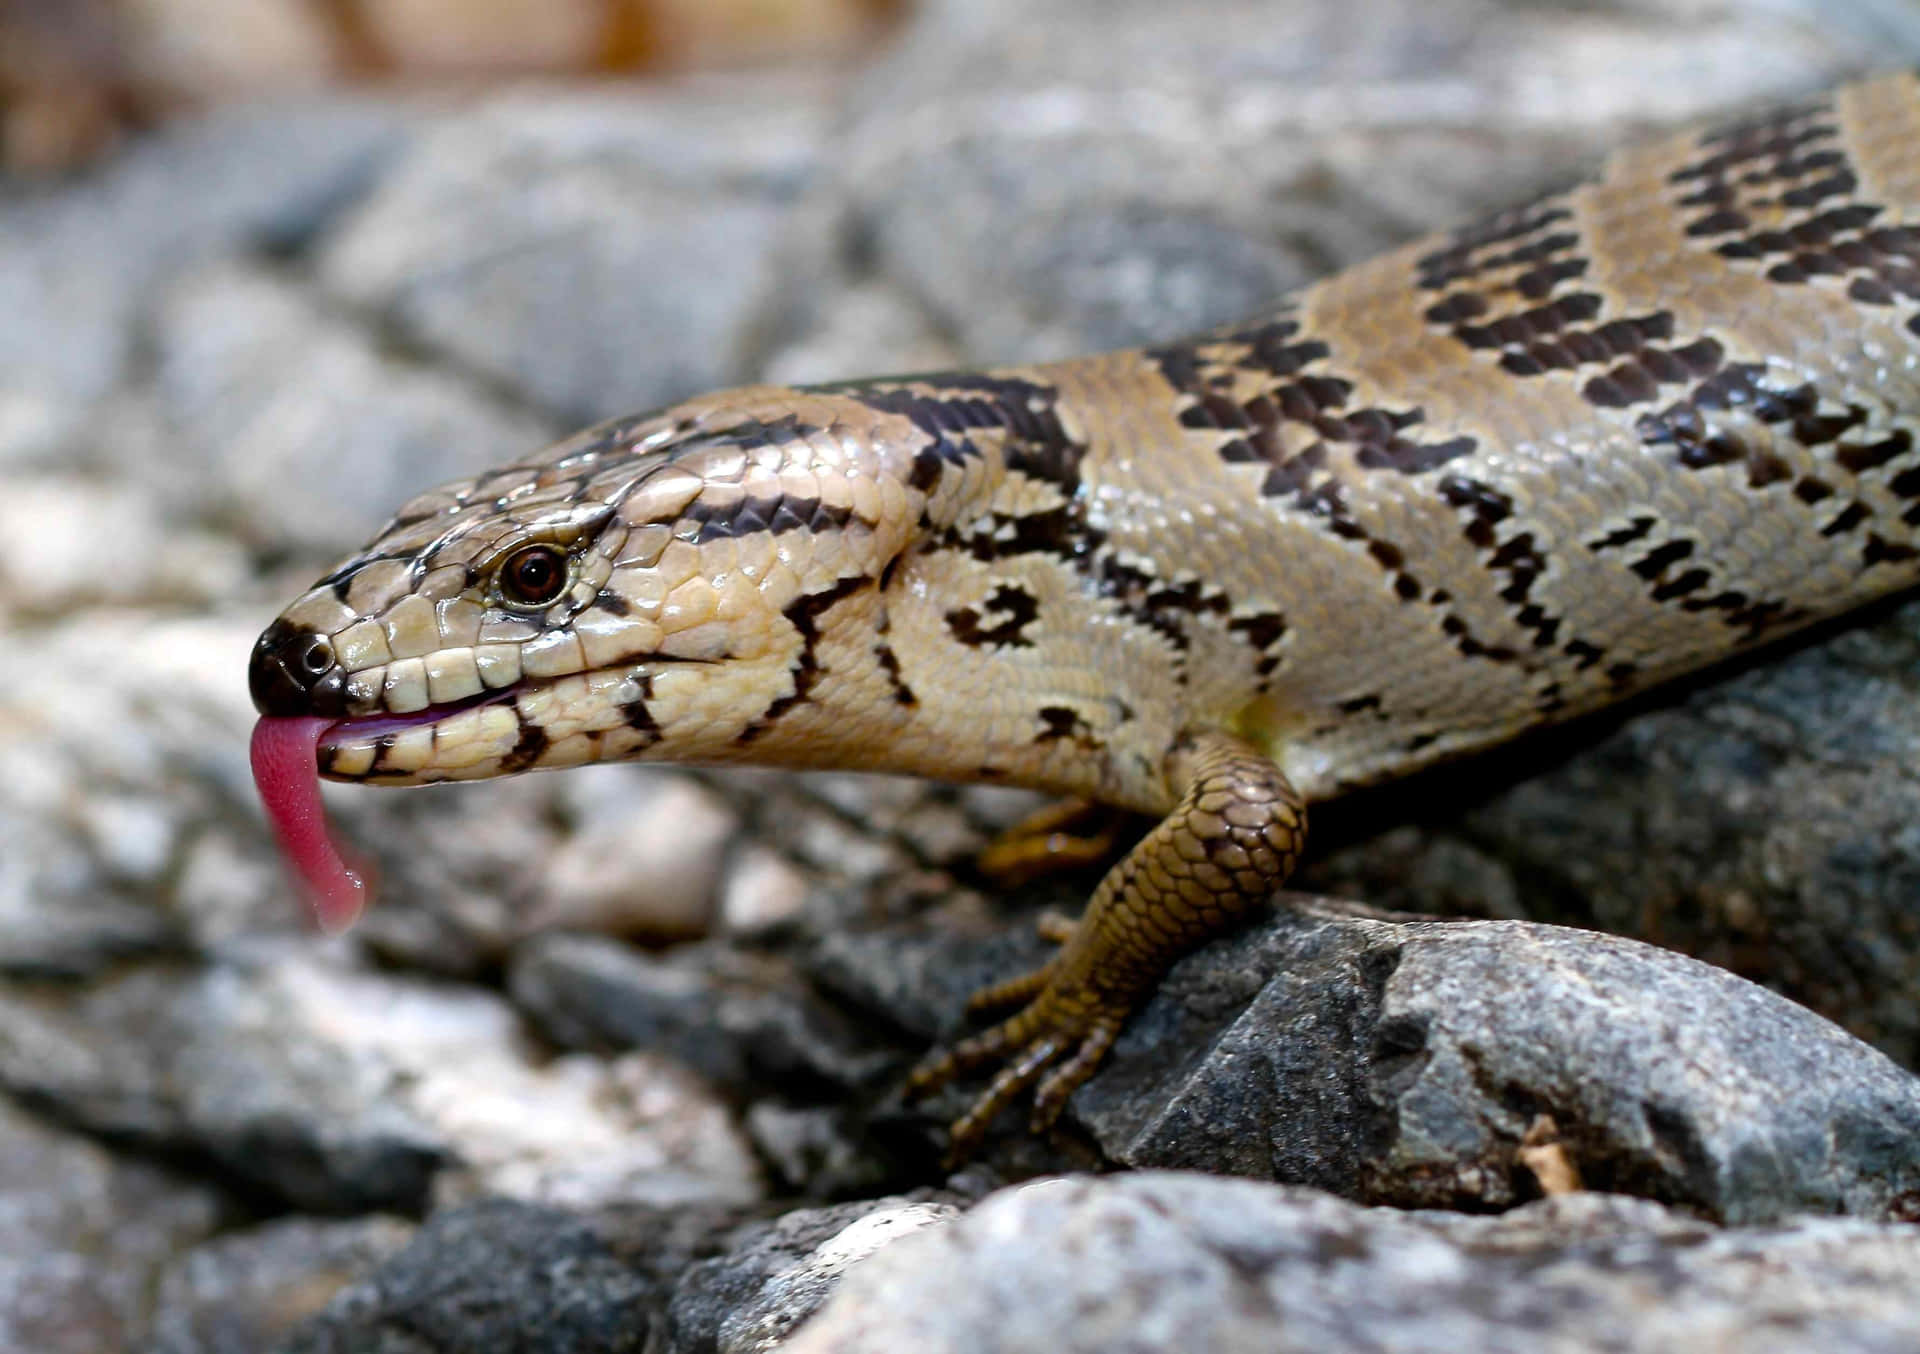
[{"x1": 250, "y1": 71, "x2": 1920, "y2": 1159}]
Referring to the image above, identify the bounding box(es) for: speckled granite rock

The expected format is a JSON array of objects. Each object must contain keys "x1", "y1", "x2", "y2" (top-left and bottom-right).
[
  {"x1": 0, "y1": 1096, "x2": 229, "y2": 1354},
  {"x1": 271, "y1": 1200, "x2": 664, "y2": 1354},
  {"x1": 0, "y1": 952, "x2": 762, "y2": 1215},
  {"x1": 784, "y1": 1174, "x2": 1920, "y2": 1354},
  {"x1": 147, "y1": 1215, "x2": 417, "y2": 1354},
  {"x1": 816, "y1": 902, "x2": 1920, "y2": 1223}
]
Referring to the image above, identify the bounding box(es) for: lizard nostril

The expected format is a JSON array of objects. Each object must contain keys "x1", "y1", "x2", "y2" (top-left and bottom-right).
[
  {"x1": 249, "y1": 620, "x2": 347, "y2": 718},
  {"x1": 298, "y1": 635, "x2": 335, "y2": 676}
]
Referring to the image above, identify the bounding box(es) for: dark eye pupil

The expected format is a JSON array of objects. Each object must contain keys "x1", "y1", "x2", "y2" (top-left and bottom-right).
[{"x1": 505, "y1": 547, "x2": 564, "y2": 603}]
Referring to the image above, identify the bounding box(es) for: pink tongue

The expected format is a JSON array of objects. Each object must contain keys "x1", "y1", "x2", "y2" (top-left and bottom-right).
[{"x1": 249, "y1": 716, "x2": 370, "y2": 932}]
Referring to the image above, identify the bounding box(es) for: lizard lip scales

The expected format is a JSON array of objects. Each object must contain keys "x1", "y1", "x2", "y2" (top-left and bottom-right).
[
  {"x1": 250, "y1": 715, "x2": 369, "y2": 932},
  {"x1": 316, "y1": 688, "x2": 509, "y2": 749}
]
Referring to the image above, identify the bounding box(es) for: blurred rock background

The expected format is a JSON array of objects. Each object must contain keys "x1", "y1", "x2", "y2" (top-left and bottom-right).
[
  {"x1": 5, "y1": 0, "x2": 1920, "y2": 1350},
  {"x1": 0, "y1": 0, "x2": 901, "y2": 171}
]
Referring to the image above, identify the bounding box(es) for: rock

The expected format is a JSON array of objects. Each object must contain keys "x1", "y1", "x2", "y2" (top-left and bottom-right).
[
  {"x1": 0, "y1": 475, "x2": 246, "y2": 616},
  {"x1": 318, "y1": 78, "x2": 836, "y2": 424},
  {"x1": 1303, "y1": 591, "x2": 1920, "y2": 1071},
  {"x1": 272, "y1": 1200, "x2": 663, "y2": 1354},
  {"x1": 0, "y1": 952, "x2": 762, "y2": 1214},
  {"x1": 839, "y1": 0, "x2": 1886, "y2": 362},
  {"x1": 510, "y1": 931, "x2": 894, "y2": 1097},
  {"x1": 528, "y1": 772, "x2": 738, "y2": 939},
  {"x1": 716, "y1": 844, "x2": 815, "y2": 938},
  {"x1": 150, "y1": 259, "x2": 559, "y2": 553},
  {"x1": 838, "y1": 904, "x2": 1920, "y2": 1223},
  {"x1": 0, "y1": 610, "x2": 272, "y2": 974},
  {"x1": 147, "y1": 1215, "x2": 416, "y2": 1354},
  {"x1": 0, "y1": 95, "x2": 406, "y2": 467},
  {"x1": 6, "y1": 1, "x2": 1920, "y2": 1345},
  {"x1": 785, "y1": 1173, "x2": 1920, "y2": 1354},
  {"x1": 661, "y1": 1196, "x2": 960, "y2": 1354},
  {"x1": 758, "y1": 280, "x2": 961, "y2": 390},
  {"x1": 745, "y1": 1102, "x2": 901, "y2": 1199},
  {"x1": 0, "y1": 1095, "x2": 228, "y2": 1354}
]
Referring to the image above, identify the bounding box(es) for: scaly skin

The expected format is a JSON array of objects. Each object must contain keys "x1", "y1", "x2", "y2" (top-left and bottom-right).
[{"x1": 253, "y1": 73, "x2": 1920, "y2": 1157}]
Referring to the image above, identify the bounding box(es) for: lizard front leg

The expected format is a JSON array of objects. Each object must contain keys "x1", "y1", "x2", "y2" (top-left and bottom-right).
[{"x1": 909, "y1": 728, "x2": 1306, "y2": 1159}]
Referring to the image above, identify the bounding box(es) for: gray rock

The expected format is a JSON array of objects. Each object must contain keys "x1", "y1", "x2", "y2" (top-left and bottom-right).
[
  {"x1": 661, "y1": 1196, "x2": 959, "y2": 1354},
  {"x1": 150, "y1": 259, "x2": 559, "y2": 553},
  {"x1": 318, "y1": 78, "x2": 837, "y2": 424},
  {"x1": 0, "y1": 959, "x2": 445, "y2": 1214},
  {"x1": 856, "y1": 905, "x2": 1920, "y2": 1223},
  {"x1": 786, "y1": 1173, "x2": 1920, "y2": 1354},
  {"x1": 529, "y1": 772, "x2": 738, "y2": 938},
  {"x1": 0, "y1": 952, "x2": 762, "y2": 1215},
  {"x1": 838, "y1": 0, "x2": 1885, "y2": 361},
  {"x1": 0, "y1": 611, "x2": 272, "y2": 976},
  {"x1": 0, "y1": 1096, "x2": 228, "y2": 1354},
  {"x1": 510, "y1": 932, "x2": 894, "y2": 1098},
  {"x1": 0, "y1": 96, "x2": 408, "y2": 467},
  {"x1": 272, "y1": 1200, "x2": 659, "y2": 1354},
  {"x1": 1304, "y1": 592, "x2": 1920, "y2": 1072},
  {"x1": 147, "y1": 1215, "x2": 416, "y2": 1354},
  {"x1": 4, "y1": 1, "x2": 1920, "y2": 1345}
]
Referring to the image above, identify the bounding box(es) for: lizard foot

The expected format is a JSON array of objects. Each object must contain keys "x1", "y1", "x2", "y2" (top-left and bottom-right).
[
  {"x1": 906, "y1": 978, "x2": 1126, "y2": 1163},
  {"x1": 975, "y1": 798, "x2": 1128, "y2": 888},
  {"x1": 957, "y1": 910, "x2": 1076, "y2": 1017},
  {"x1": 907, "y1": 731, "x2": 1305, "y2": 1164}
]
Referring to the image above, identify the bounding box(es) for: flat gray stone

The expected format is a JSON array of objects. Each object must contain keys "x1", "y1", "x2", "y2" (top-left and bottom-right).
[
  {"x1": 271, "y1": 1200, "x2": 659, "y2": 1354},
  {"x1": 147, "y1": 1215, "x2": 416, "y2": 1354},
  {"x1": 0, "y1": 96, "x2": 407, "y2": 467},
  {"x1": 149, "y1": 259, "x2": 558, "y2": 553},
  {"x1": 787, "y1": 1173, "x2": 1920, "y2": 1354},
  {"x1": 837, "y1": 0, "x2": 1883, "y2": 360},
  {"x1": 660, "y1": 1196, "x2": 959, "y2": 1354},
  {"x1": 1092, "y1": 909, "x2": 1920, "y2": 1223},
  {"x1": 0, "y1": 1096, "x2": 227, "y2": 1354},
  {"x1": 0, "y1": 952, "x2": 761, "y2": 1216},
  {"x1": 510, "y1": 932, "x2": 892, "y2": 1097},
  {"x1": 318, "y1": 79, "x2": 836, "y2": 424}
]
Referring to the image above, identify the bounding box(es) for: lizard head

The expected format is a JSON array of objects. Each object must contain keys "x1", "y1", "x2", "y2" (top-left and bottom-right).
[
  {"x1": 247, "y1": 387, "x2": 928, "y2": 925},
  {"x1": 250, "y1": 387, "x2": 924, "y2": 787}
]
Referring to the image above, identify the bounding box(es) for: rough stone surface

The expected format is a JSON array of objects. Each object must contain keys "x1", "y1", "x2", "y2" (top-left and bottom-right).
[
  {"x1": 151, "y1": 259, "x2": 559, "y2": 552},
  {"x1": 317, "y1": 78, "x2": 837, "y2": 424},
  {"x1": 1085, "y1": 908, "x2": 1920, "y2": 1223},
  {"x1": 0, "y1": 96, "x2": 407, "y2": 467},
  {"x1": 819, "y1": 904, "x2": 1920, "y2": 1223},
  {"x1": 660, "y1": 1195, "x2": 960, "y2": 1354},
  {"x1": 147, "y1": 1215, "x2": 417, "y2": 1354},
  {"x1": 786, "y1": 1173, "x2": 1920, "y2": 1354},
  {"x1": 272, "y1": 1200, "x2": 662, "y2": 1354},
  {"x1": 1302, "y1": 601, "x2": 1920, "y2": 1067},
  {"x1": 0, "y1": 952, "x2": 761, "y2": 1216},
  {"x1": 509, "y1": 932, "x2": 895, "y2": 1099},
  {"x1": 6, "y1": 0, "x2": 1920, "y2": 1347},
  {"x1": 0, "y1": 1096, "x2": 228, "y2": 1354}
]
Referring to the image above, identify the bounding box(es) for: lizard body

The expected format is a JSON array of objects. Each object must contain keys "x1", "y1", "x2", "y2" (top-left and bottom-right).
[{"x1": 251, "y1": 73, "x2": 1920, "y2": 1155}]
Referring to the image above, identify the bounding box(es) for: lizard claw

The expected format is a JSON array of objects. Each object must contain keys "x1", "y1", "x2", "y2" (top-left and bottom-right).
[
  {"x1": 976, "y1": 799, "x2": 1126, "y2": 888},
  {"x1": 905, "y1": 973, "x2": 1128, "y2": 1163}
]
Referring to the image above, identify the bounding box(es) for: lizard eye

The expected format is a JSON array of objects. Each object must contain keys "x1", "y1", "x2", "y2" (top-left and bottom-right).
[{"x1": 497, "y1": 544, "x2": 569, "y2": 608}]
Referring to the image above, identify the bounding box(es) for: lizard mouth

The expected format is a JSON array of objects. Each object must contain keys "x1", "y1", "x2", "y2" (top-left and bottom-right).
[
  {"x1": 316, "y1": 686, "x2": 515, "y2": 750},
  {"x1": 250, "y1": 686, "x2": 523, "y2": 934}
]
